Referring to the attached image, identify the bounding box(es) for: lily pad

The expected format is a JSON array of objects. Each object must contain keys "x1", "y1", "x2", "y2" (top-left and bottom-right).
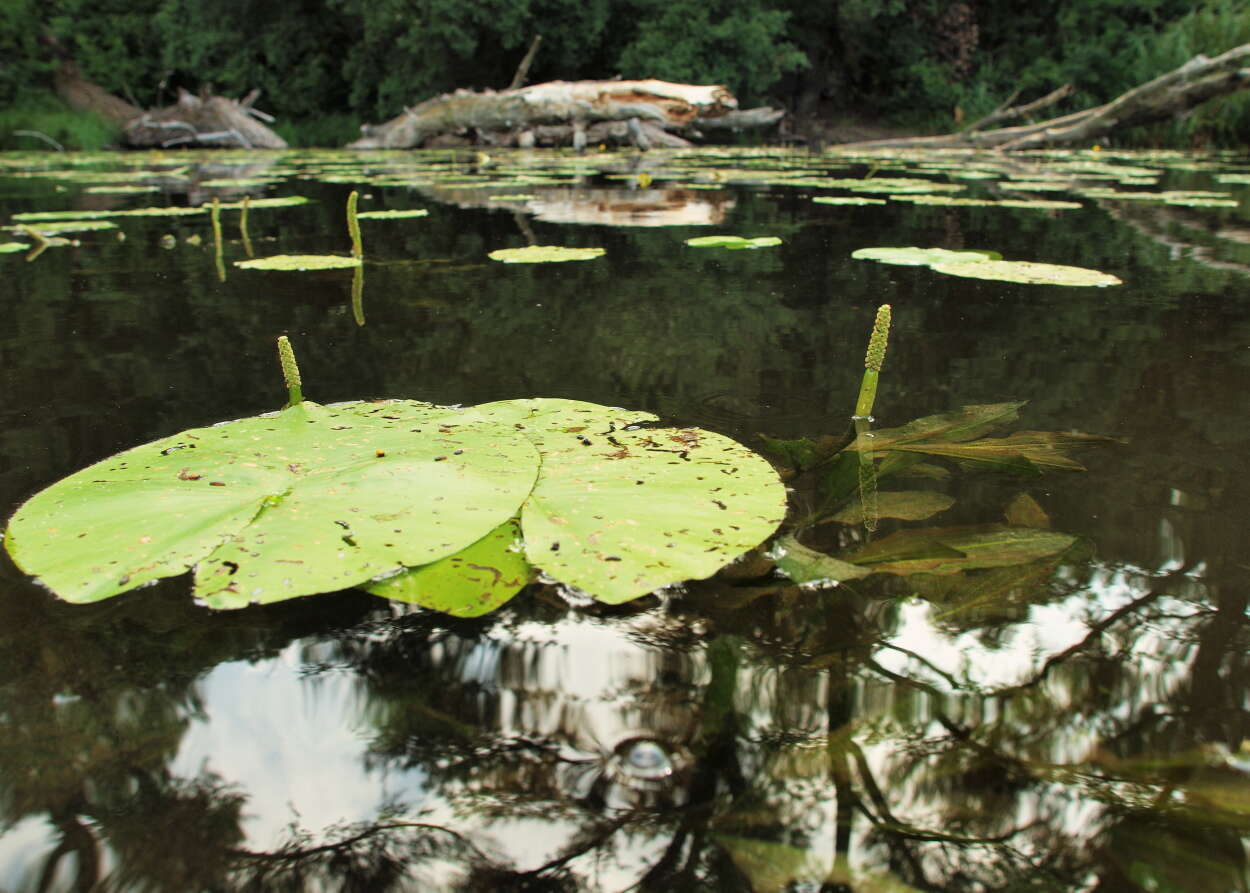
[
  {"x1": 852, "y1": 247, "x2": 999, "y2": 266},
  {"x1": 364, "y1": 518, "x2": 532, "y2": 616},
  {"x1": 488, "y1": 245, "x2": 606, "y2": 263},
  {"x1": 928, "y1": 259, "x2": 1121, "y2": 287},
  {"x1": 11, "y1": 220, "x2": 117, "y2": 236},
  {"x1": 684, "y1": 235, "x2": 782, "y2": 250},
  {"x1": 5, "y1": 400, "x2": 540, "y2": 607},
  {"x1": 355, "y1": 209, "x2": 430, "y2": 219},
  {"x1": 812, "y1": 196, "x2": 886, "y2": 206},
  {"x1": 0, "y1": 242, "x2": 28, "y2": 254},
  {"x1": 474, "y1": 398, "x2": 788, "y2": 603},
  {"x1": 235, "y1": 254, "x2": 362, "y2": 271}
]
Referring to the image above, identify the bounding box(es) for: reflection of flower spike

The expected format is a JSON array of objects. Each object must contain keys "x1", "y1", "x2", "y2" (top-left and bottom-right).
[
  {"x1": 854, "y1": 304, "x2": 891, "y2": 419},
  {"x1": 865, "y1": 304, "x2": 891, "y2": 372},
  {"x1": 278, "y1": 336, "x2": 303, "y2": 406}
]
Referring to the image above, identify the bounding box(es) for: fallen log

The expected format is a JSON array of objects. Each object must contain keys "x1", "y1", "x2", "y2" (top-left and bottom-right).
[
  {"x1": 348, "y1": 79, "x2": 782, "y2": 149},
  {"x1": 52, "y1": 62, "x2": 288, "y2": 149},
  {"x1": 833, "y1": 43, "x2": 1250, "y2": 152},
  {"x1": 123, "y1": 88, "x2": 288, "y2": 149}
]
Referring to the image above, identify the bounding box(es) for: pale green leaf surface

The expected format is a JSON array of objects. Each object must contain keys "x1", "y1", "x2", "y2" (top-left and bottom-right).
[
  {"x1": 364, "y1": 518, "x2": 532, "y2": 616},
  {"x1": 929, "y1": 259, "x2": 1121, "y2": 286},
  {"x1": 235, "y1": 254, "x2": 362, "y2": 271},
  {"x1": 685, "y1": 235, "x2": 782, "y2": 249},
  {"x1": 474, "y1": 399, "x2": 786, "y2": 603},
  {"x1": 488, "y1": 245, "x2": 605, "y2": 263},
  {"x1": 851, "y1": 246, "x2": 999, "y2": 266},
  {"x1": 7, "y1": 401, "x2": 539, "y2": 607},
  {"x1": 356, "y1": 209, "x2": 429, "y2": 219}
]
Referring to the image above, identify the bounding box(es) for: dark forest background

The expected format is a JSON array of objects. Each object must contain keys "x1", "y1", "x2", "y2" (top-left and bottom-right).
[{"x1": 2, "y1": 0, "x2": 1250, "y2": 148}]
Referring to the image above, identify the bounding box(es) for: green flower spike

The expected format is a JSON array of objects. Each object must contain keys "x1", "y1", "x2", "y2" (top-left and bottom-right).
[
  {"x1": 277, "y1": 335, "x2": 303, "y2": 406},
  {"x1": 854, "y1": 304, "x2": 891, "y2": 419}
]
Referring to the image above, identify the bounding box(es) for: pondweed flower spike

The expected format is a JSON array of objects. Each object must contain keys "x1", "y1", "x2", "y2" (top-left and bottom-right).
[
  {"x1": 854, "y1": 304, "x2": 892, "y2": 419},
  {"x1": 347, "y1": 190, "x2": 362, "y2": 259},
  {"x1": 277, "y1": 336, "x2": 303, "y2": 407},
  {"x1": 211, "y1": 197, "x2": 225, "y2": 282}
]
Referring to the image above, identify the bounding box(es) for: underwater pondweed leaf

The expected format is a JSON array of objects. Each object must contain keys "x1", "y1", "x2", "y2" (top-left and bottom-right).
[
  {"x1": 488, "y1": 245, "x2": 605, "y2": 263},
  {"x1": 829, "y1": 490, "x2": 954, "y2": 525},
  {"x1": 364, "y1": 518, "x2": 532, "y2": 616},
  {"x1": 234, "y1": 254, "x2": 362, "y2": 271},
  {"x1": 843, "y1": 524, "x2": 1077, "y2": 576},
  {"x1": 771, "y1": 534, "x2": 871, "y2": 586},
  {"x1": 684, "y1": 235, "x2": 782, "y2": 250}
]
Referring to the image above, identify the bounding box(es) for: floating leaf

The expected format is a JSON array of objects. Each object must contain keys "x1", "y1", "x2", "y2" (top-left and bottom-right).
[
  {"x1": 473, "y1": 398, "x2": 787, "y2": 604},
  {"x1": 812, "y1": 196, "x2": 886, "y2": 206},
  {"x1": 5, "y1": 400, "x2": 539, "y2": 607},
  {"x1": 851, "y1": 246, "x2": 999, "y2": 266},
  {"x1": 685, "y1": 235, "x2": 782, "y2": 250},
  {"x1": 10, "y1": 220, "x2": 117, "y2": 236},
  {"x1": 928, "y1": 259, "x2": 1121, "y2": 287},
  {"x1": 488, "y1": 245, "x2": 605, "y2": 263},
  {"x1": 355, "y1": 209, "x2": 430, "y2": 219},
  {"x1": 829, "y1": 490, "x2": 954, "y2": 525},
  {"x1": 0, "y1": 242, "x2": 28, "y2": 254},
  {"x1": 844, "y1": 525, "x2": 1077, "y2": 576},
  {"x1": 212, "y1": 197, "x2": 311, "y2": 210},
  {"x1": 771, "y1": 534, "x2": 871, "y2": 586},
  {"x1": 364, "y1": 518, "x2": 532, "y2": 616},
  {"x1": 234, "y1": 254, "x2": 362, "y2": 271}
]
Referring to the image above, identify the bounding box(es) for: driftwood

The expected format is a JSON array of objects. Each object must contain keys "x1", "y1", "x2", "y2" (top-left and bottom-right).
[
  {"x1": 834, "y1": 43, "x2": 1250, "y2": 152},
  {"x1": 348, "y1": 79, "x2": 783, "y2": 150},
  {"x1": 52, "y1": 62, "x2": 287, "y2": 149}
]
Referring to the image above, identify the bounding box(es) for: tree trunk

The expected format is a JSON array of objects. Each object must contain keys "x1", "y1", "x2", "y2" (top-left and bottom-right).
[
  {"x1": 833, "y1": 43, "x2": 1250, "y2": 152},
  {"x1": 348, "y1": 79, "x2": 782, "y2": 150}
]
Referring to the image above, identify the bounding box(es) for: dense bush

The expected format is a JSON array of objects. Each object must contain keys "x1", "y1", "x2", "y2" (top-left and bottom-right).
[{"x1": 2, "y1": 0, "x2": 1248, "y2": 145}]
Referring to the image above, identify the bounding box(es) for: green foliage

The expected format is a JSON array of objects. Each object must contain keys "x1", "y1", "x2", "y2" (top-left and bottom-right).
[{"x1": 0, "y1": 90, "x2": 120, "y2": 150}]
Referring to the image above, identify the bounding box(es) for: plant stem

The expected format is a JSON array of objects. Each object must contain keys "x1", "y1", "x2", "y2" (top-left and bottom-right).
[
  {"x1": 347, "y1": 190, "x2": 362, "y2": 258},
  {"x1": 210, "y1": 197, "x2": 225, "y2": 282},
  {"x1": 853, "y1": 304, "x2": 891, "y2": 418},
  {"x1": 277, "y1": 336, "x2": 303, "y2": 406},
  {"x1": 240, "y1": 194, "x2": 253, "y2": 258}
]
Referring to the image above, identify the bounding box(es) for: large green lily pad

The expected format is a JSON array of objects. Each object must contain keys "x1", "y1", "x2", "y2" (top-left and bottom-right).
[
  {"x1": 6, "y1": 400, "x2": 539, "y2": 607},
  {"x1": 472, "y1": 399, "x2": 787, "y2": 603},
  {"x1": 7, "y1": 392, "x2": 787, "y2": 611}
]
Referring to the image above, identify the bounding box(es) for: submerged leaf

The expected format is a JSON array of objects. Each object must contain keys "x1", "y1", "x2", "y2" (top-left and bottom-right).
[
  {"x1": 829, "y1": 490, "x2": 954, "y2": 525},
  {"x1": 5, "y1": 400, "x2": 539, "y2": 607},
  {"x1": 364, "y1": 518, "x2": 532, "y2": 616},
  {"x1": 235, "y1": 254, "x2": 362, "y2": 271},
  {"x1": 1004, "y1": 492, "x2": 1052, "y2": 529},
  {"x1": 843, "y1": 524, "x2": 1077, "y2": 576},
  {"x1": 929, "y1": 259, "x2": 1121, "y2": 287},
  {"x1": 488, "y1": 245, "x2": 605, "y2": 263},
  {"x1": 685, "y1": 235, "x2": 782, "y2": 250},
  {"x1": 771, "y1": 534, "x2": 871, "y2": 586}
]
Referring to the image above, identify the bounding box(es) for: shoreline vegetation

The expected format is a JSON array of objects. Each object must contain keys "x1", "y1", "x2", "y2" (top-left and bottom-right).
[{"x1": 4, "y1": 1, "x2": 1250, "y2": 152}]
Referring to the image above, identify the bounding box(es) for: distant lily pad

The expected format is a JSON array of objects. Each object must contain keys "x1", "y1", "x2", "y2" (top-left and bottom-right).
[
  {"x1": 356, "y1": 209, "x2": 430, "y2": 219},
  {"x1": 488, "y1": 245, "x2": 606, "y2": 263},
  {"x1": 235, "y1": 254, "x2": 362, "y2": 271},
  {"x1": 488, "y1": 194, "x2": 539, "y2": 201},
  {"x1": 812, "y1": 196, "x2": 886, "y2": 206},
  {"x1": 84, "y1": 185, "x2": 160, "y2": 194},
  {"x1": 929, "y1": 259, "x2": 1122, "y2": 287},
  {"x1": 11, "y1": 220, "x2": 117, "y2": 236},
  {"x1": 0, "y1": 242, "x2": 28, "y2": 254},
  {"x1": 684, "y1": 235, "x2": 782, "y2": 250},
  {"x1": 213, "y1": 197, "x2": 312, "y2": 210},
  {"x1": 852, "y1": 246, "x2": 999, "y2": 266}
]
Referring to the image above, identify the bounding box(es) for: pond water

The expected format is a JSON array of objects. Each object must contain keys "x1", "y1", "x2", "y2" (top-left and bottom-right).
[{"x1": 2, "y1": 146, "x2": 1250, "y2": 891}]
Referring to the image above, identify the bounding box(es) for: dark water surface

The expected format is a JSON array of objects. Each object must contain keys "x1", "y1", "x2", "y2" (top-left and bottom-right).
[{"x1": 3, "y1": 147, "x2": 1250, "y2": 891}]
